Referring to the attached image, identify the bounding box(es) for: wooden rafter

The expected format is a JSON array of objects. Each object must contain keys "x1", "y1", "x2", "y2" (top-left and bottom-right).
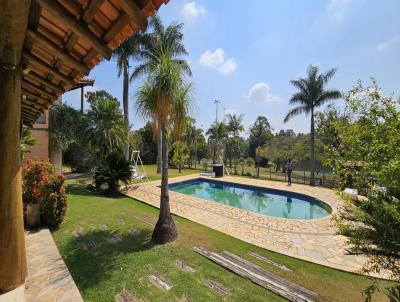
[
  {"x1": 22, "y1": 90, "x2": 54, "y2": 107},
  {"x1": 24, "y1": 71, "x2": 63, "y2": 93},
  {"x1": 82, "y1": 0, "x2": 105, "y2": 23},
  {"x1": 118, "y1": 0, "x2": 147, "y2": 32},
  {"x1": 103, "y1": 13, "x2": 131, "y2": 43},
  {"x1": 22, "y1": 52, "x2": 75, "y2": 86},
  {"x1": 36, "y1": 0, "x2": 112, "y2": 59},
  {"x1": 26, "y1": 29, "x2": 90, "y2": 74},
  {"x1": 22, "y1": 80, "x2": 57, "y2": 100}
]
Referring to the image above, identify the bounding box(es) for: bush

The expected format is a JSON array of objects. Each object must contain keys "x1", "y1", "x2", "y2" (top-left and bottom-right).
[
  {"x1": 22, "y1": 160, "x2": 67, "y2": 228},
  {"x1": 94, "y1": 151, "x2": 132, "y2": 195}
]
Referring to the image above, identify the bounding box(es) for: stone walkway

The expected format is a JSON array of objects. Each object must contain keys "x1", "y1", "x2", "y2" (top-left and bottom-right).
[
  {"x1": 122, "y1": 174, "x2": 376, "y2": 277},
  {"x1": 25, "y1": 229, "x2": 83, "y2": 302}
]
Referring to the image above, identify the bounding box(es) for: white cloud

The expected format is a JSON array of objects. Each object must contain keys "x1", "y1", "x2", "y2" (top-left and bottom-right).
[
  {"x1": 376, "y1": 36, "x2": 400, "y2": 52},
  {"x1": 327, "y1": 0, "x2": 351, "y2": 23},
  {"x1": 199, "y1": 48, "x2": 237, "y2": 75},
  {"x1": 199, "y1": 48, "x2": 224, "y2": 67},
  {"x1": 243, "y1": 82, "x2": 280, "y2": 103},
  {"x1": 182, "y1": 2, "x2": 206, "y2": 21},
  {"x1": 218, "y1": 58, "x2": 237, "y2": 75}
]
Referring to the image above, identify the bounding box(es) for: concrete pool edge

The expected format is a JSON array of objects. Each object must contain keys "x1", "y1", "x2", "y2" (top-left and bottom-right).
[{"x1": 121, "y1": 174, "x2": 386, "y2": 278}]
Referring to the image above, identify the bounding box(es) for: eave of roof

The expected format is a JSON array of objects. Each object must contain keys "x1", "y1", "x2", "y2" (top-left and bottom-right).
[{"x1": 21, "y1": 0, "x2": 169, "y2": 126}]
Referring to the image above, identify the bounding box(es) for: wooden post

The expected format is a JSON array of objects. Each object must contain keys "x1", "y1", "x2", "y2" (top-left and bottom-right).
[
  {"x1": 0, "y1": 0, "x2": 30, "y2": 296},
  {"x1": 80, "y1": 86, "x2": 84, "y2": 113}
]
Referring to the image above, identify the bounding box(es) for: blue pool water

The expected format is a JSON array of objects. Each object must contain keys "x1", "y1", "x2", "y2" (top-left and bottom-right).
[{"x1": 169, "y1": 179, "x2": 331, "y2": 220}]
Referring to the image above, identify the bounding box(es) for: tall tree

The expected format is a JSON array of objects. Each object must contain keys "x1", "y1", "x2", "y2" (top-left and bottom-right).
[
  {"x1": 132, "y1": 16, "x2": 191, "y2": 174},
  {"x1": 112, "y1": 33, "x2": 143, "y2": 160},
  {"x1": 86, "y1": 96, "x2": 126, "y2": 160},
  {"x1": 284, "y1": 65, "x2": 341, "y2": 185},
  {"x1": 248, "y1": 116, "x2": 273, "y2": 158},
  {"x1": 135, "y1": 17, "x2": 192, "y2": 244}
]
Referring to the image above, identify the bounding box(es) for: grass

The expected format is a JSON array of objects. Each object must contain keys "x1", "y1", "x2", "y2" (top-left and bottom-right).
[
  {"x1": 139, "y1": 164, "x2": 204, "y2": 181},
  {"x1": 52, "y1": 174, "x2": 393, "y2": 302}
]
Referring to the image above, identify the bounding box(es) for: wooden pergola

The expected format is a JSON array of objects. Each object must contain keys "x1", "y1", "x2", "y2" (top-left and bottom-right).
[{"x1": 0, "y1": 0, "x2": 168, "y2": 298}]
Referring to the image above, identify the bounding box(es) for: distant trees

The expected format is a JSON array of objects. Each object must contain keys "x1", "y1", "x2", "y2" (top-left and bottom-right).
[{"x1": 284, "y1": 65, "x2": 341, "y2": 185}]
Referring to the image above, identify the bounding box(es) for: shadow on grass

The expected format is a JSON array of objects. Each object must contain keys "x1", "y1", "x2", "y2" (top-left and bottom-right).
[
  {"x1": 66, "y1": 183, "x2": 126, "y2": 200},
  {"x1": 62, "y1": 227, "x2": 153, "y2": 291}
]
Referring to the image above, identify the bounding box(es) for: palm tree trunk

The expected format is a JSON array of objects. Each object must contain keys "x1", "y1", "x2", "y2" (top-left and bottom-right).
[
  {"x1": 123, "y1": 62, "x2": 129, "y2": 160},
  {"x1": 310, "y1": 108, "x2": 315, "y2": 186},
  {"x1": 152, "y1": 122, "x2": 178, "y2": 244},
  {"x1": 156, "y1": 128, "x2": 162, "y2": 173}
]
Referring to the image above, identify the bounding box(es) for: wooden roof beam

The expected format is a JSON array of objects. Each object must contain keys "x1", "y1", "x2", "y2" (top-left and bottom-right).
[
  {"x1": 103, "y1": 13, "x2": 130, "y2": 43},
  {"x1": 117, "y1": 0, "x2": 148, "y2": 32},
  {"x1": 22, "y1": 52, "x2": 75, "y2": 86},
  {"x1": 36, "y1": 0, "x2": 112, "y2": 60},
  {"x1": 26, "y1": 29, "x2": 90, "y2": 74},
  {"x1": 82, "y1": 0, "x2": 105, "y2": 23},
  {"x1": 24, "y1": 71, "x2": 63, "y2": 94},
  {"x1": 22, "y1": 80, "x2": 58, "y2": 100},
  {"x1": 21, "y1": 103, "x2": 43, "y2": 115},
  {"x1": 22, "y1": 90, "x2": 54, "y2": 107},
  {"x1": 21, "y1": 108, "x2": 39, "y2": 120}
]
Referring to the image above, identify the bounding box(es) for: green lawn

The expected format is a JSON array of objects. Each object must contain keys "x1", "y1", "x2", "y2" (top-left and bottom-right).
[
  {"x1": 138, "y1": 164, "x2": 204, "y2": 181},
  {"x1": 52, "y1": 174, "x2": 392, "y2": 302}
]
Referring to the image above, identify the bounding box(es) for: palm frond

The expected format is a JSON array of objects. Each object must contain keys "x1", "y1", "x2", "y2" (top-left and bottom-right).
[{"x1": 283, "y1": 106, "x2": 307, "y2": 123}]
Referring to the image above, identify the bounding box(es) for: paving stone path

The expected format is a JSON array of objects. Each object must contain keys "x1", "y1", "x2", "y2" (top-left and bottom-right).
[
  {"x1": 122, "y1": 174, "x2": 380, "y2": 277},
  {"x1": 25, "y1": 229, "x2": 83, "y2": 302}
]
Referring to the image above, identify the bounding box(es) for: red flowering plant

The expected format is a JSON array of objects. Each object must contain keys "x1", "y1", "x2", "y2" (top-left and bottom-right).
[{"x1": 22, "y1": 160, "x2": 67, "y2": 228}]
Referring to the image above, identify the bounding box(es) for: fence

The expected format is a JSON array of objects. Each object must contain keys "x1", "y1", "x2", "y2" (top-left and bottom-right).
[{"x1": 205, "y1": 164, "x2": 339, "y2": 189}]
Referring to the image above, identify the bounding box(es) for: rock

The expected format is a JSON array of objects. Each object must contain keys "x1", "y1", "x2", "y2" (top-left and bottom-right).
[
  {"x1": 176, "y1": 260, "x2": 196, "y2": 272},
  {"x1": 72, "y1": 228, "x2": 83, "y2": 238},
  {"x1": 108, "y1": 234, "x2": 121, "y2": 244},
  {"x1": 82, "y1": 240, "x2": 96, "y2": 253},
  {"x1": 115, "y1": 290, "x2": 137, "y2": 302},
  {"x1": 148, "y1": 273, "x2": 173, "y2": 291},
  {"x1": 129, "y1": 229, "x2": 141, "y2": 236},
  {"x1": 98, "y1": 224, "x2": 108, "y2": 231},
  {"x1": 117, "y1": 219, "x2": 125, "y2": 225}
]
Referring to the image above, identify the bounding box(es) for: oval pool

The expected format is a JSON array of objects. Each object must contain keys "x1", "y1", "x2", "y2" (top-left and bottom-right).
[{"x1": 169, "y1": 179, "x2": 332, "y2": 220}]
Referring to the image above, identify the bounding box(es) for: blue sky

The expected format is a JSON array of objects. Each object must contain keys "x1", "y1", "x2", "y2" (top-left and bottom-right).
[{"x1": 63, "y1": 0, "x2": 400, "y2": 135}]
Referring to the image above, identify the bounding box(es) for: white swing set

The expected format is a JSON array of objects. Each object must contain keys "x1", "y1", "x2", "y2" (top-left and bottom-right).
[{"x1": 129, "y1": 150, "x2": 149, "y2": 183}]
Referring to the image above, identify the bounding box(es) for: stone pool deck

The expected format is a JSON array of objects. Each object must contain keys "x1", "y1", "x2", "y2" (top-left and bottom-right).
[
  {"x1": 122, "y1": 174, "x2": 374, "y2": 276},
  {"x1": 25, "y1": 229, "x2": 83, "y2": 302}
]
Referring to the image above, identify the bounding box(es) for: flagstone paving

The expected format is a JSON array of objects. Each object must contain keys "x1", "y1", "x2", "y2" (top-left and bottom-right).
[
  {"x1": 25, "y1": 229, "x2": 83, "y2": 302},
  {"x1": 122, "y1": 174, "x2": 378, "y2": 277}
]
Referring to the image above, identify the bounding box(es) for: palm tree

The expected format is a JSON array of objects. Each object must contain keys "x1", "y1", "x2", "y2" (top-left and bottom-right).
[
  {"x1": 284, "y1": 65, "x2": 341, "y2": 185},
  {"x1": 112, "y1": 32, "x2": 143, "y2": 160},
  {"x1": 226, "y1": 114, "x2": 244, "y2": 172},
  {"x1": 135, "y1": 17, "x2": 192, "y2": 244},
  {"x1": 206, "y1": 122, "x2": 229, "y2": 164},
  {"x1": 132, "y1": 16, "x2": 191, "y2": 174}
]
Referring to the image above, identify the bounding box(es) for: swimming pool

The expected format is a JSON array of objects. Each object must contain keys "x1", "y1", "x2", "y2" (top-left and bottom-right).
[{"x1": 169, "y1": 179, "x2": 331, "y2": 220}]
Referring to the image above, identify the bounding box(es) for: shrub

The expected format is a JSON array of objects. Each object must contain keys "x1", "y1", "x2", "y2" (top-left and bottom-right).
[
  {"x1": 94, "y1": 151, "x2": 132, "y2": 195},
  {"x1": 245, "y1": 157, "x2": 255, "y2": 167},
  {"x1": 22, "y1": 160, "x2": 67, "y2": 228}
]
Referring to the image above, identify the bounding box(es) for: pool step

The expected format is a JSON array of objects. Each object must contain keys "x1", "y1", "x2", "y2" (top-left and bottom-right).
[{"x1": 193, "y1": 247, "x2": 318, "y2": 302}]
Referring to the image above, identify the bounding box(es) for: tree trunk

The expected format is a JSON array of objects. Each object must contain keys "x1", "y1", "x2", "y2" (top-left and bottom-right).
[
  {"x1": 0, "y1": 0, "x2": 30, "y2": 293},
  {"x1": 310, "y1": 108, "x2": 315, "y2": 186},
  {"x1": 151, "y1": 123, "x2": 178, "y2": 244},
  {"x1": 123, "y1": 62, "x2": 129, "y2": 160},
  {"x1": 156, "y1": 128, "x2": 162, "y2": 173}
]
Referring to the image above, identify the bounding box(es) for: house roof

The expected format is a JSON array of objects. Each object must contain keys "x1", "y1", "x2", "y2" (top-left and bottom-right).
[{"x1": 21, "y1": 0, "x2": 168, "y2": 126}]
